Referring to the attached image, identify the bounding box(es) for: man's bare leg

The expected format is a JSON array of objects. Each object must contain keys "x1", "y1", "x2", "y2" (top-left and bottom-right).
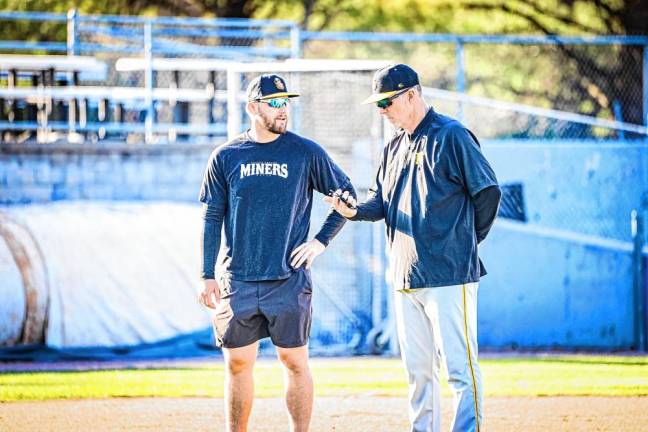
[
  {"x1": 276, "y1": 345, "x2": 313, "y2": 432},
  {"x1": 223, "y1": 341, "x2": 259, "y2": 432}
]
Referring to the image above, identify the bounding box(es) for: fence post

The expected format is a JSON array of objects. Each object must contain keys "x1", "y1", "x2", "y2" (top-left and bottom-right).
[
  {"x1": 643, "y1": 44, "x2": 648, "y2": 126},
  {"x1": 644, "y1": 205, "x2": 648, "y2": 353},
  {"x1": 290, "y1": 24, "x2": 302, "y2": 59},
  {"x1": 207, "y1": 71, "x2": 216, "y2": 138},
  {"x1": 144, "y1": 19, "x2": 154, "y2": 144},
  {"x1": 612, "y1": 100, "x2": 625, "y2": 140},
  {"x1": 227, "y1": 68, "x2": 241, "y2": 141},
  {"x1": 66, "y1": 9, "x2": 79, "y2": 139},
  {"x1": 455, "y1": 39, "x2": 465, "y2": 122},
  {"x1": 632, "y1": 207, "x2": 647, "y2": 351},
  {"x1": 66, "y1": 9, "x2": 78, "y2": 56}
]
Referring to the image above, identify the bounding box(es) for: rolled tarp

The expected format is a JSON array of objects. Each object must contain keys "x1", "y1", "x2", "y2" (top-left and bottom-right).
[
  {"x1": 0, "y1": 211, "x2": 48, "y2": 346},
  {"x1": 0, "y1": 202, "x2": 211, "y2": 348}
]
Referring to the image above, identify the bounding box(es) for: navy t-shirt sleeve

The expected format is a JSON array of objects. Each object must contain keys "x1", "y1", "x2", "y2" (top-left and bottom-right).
[
  {"x1": 309, "y1": 144, "x2": 355, "y2": 246},
  {"x1": 444, "y1": 124, "x2": 499, "y2": 197},
  {"x1": 199, "y1": 150, "x2": 228, "y2": 279},
  {"x1": 199, "y1": 150, "x2": 229, "y2": 207}
]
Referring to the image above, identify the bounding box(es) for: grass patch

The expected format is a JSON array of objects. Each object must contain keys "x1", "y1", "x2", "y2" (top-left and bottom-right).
[{"x1": 1, "y1": 355, "x2": 647, "y2": 401}]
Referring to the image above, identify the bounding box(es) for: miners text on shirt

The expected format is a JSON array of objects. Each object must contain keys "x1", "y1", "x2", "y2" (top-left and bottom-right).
[{"x1": 240, "y1": 162, "x2": 289, "y2": 179}]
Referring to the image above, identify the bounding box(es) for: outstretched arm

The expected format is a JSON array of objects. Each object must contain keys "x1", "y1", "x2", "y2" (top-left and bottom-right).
[
  {"x1": 314, "y1": 179, "x2": 358, "y2": 246},
  {"x1": 325, "y1": 161, "x2": 386, "y2": 222},
  {"x1": 290, "y1": 146, "x2": 355, "y2": 269}
]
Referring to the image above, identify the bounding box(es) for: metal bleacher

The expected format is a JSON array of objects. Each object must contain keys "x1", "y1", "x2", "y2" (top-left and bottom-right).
[{"x1": 0, "y1": 10, "x2": 300, "y2": 145}]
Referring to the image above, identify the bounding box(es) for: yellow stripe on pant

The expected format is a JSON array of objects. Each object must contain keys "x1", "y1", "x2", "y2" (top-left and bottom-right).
[{"x1": 462, "y1": 283, "x2": 481, "y2": 432}]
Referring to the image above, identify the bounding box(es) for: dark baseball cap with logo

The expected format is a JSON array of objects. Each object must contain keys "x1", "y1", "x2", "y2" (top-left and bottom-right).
[
  {"x1": 362, "y1": 63, "x2": 420, "y2": 104},
  {"x1": 246, "y1": 74, "x2": 300, "y2": 101}
]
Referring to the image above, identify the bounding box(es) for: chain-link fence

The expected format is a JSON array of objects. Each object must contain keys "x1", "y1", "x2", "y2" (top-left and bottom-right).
[
  {"x1": 2, "y1": 12, "x2": 646, "y2": 144},
  {"x1": 460, "y1": 43, "x2": 645, "y2": 125},
  {"x1": 74, "y1": 14, "x2": 296, "y2": 144},
  {"x1": 302, "y1": 33, "x2": 648, "y2": 129},
  {"x1": 424, "y1": 87, "x2": 648, "y2": 140},
  {"x1": 288, "y1": 70, "x2": 387, "y2": 352},
  {"x1": 0, "y1": 11, "x2": 648, "y2": 142},
  {"x1": 303, "y1": 39, "x2": 458, "y2": 89}
]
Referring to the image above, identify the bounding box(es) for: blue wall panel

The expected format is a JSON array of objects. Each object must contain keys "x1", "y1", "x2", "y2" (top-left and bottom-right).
[
  {"x1": 477, "y1": 140, "x2": 647, "y2": 349},
  {"x1": 479, "y1": 221, "x2": 635, "y2": 349}
]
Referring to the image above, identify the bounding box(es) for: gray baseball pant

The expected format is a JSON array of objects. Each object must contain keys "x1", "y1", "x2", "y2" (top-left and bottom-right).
[{"x1": 394, "y1": 282, "x2": 483, "y2": 432}]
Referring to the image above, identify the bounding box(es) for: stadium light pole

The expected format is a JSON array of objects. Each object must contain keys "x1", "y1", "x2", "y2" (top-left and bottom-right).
[{"x1": 144, "y1": 19, "x2": 154, "y2": 144}]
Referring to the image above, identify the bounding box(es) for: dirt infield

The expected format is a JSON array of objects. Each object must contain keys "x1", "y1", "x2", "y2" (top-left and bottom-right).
[{"x1": 1, "y1": 396, "x2": 647, "y2": 431}]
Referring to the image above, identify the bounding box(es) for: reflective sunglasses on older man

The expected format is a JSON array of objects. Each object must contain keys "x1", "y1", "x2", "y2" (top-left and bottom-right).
[
  {"x1": 257, "y1": 97, "x2": 290, "y2": 109},
  {"x1": 375, "y1": 87, "x2": 411, "y2": 109}
]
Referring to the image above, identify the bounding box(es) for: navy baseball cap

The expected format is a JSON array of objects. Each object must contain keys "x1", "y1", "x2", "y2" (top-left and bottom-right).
[
  {"x1": 362, "y1": 64, "x2": 420, "y2": 104},
  {"x1": 246, "y1": 74, "x2": 299, "y2": 101}
]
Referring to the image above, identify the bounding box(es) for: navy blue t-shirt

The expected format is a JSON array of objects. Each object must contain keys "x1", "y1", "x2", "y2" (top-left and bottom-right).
[
  {"x1": 199, "y1": 131, "x2": 353, "y2": 281},
  {"x1": 352, "y1": 108, "x2": 499, "y2": 290}
]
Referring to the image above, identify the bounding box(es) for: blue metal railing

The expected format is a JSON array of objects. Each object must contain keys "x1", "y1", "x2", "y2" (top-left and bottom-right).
[
  {"x1": 301, "y1": 31, "x2": 648, "y2": 45},
  {"x1": 423, "y1": 87, "x2": 648, "y2": 138},
  {"x1": 0, "y1": 41, "x2": 68, "y2": 52},
  {"x1": 0, "y1": 10, "x2": 299, "y2": 57},
  {"x1": 0, "y1": 120, "x2": 227, "y2": 135},
  {"x1": 0, "y1": 11, "x2": 68, "y2": 22}
]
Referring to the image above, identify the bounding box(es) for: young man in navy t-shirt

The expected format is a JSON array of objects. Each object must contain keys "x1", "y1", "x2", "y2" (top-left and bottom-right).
[{"x1": 198, "y1": 74, "x2": 354, "y2": 432}]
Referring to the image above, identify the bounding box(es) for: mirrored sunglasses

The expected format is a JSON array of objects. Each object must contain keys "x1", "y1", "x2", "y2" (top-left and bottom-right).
[
  {"x1": 375, "y1": 88, "x2": 410, "y2": 109},
  {"x1": 259, "y1": 97, "x2": 290, "y2": 109}
]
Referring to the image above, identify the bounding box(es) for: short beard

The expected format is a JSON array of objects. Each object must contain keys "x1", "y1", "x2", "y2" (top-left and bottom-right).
[
  {"x1": 388, "y1": 117, "x2": 403, "y2": 130},
  {"x1": 260, "y1": 112, "x2": 287, "y2": 134}
]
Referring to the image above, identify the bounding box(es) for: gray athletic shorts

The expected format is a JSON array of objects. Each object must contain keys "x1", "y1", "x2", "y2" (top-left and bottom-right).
[{"x1": 212, "y1": 268, "x2": 313, "y2": 349}]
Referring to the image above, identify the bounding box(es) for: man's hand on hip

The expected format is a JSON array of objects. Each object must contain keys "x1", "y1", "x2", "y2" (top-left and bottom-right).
[
  {"x1": 290, "y1": 239, "x2": 326, "y2": 269},
  {"x1": 323, "y1": 189, "x2": 358, "y2": 218},
  {"x1": 199, "y1": 279, "x2": 221, "y2": 309}
]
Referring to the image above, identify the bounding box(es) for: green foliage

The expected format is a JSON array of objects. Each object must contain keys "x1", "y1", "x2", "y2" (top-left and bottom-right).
[
  {"x1": 0, "y1": 0, "x2": 151, "y2": 46},
  {"x1": 0, "y1": 1, "x2": 634, "y2": 34},
  {"x1": 253, "y1": 0, "x2": 624, "y2": 35},
  {"x1": 0, "y1": 0, "x2": 143, "y2": 16}
]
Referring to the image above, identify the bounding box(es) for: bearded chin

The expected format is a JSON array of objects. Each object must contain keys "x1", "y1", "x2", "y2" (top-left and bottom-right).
[
  {"x1": 260, "y1": 113, "x2": 287, "y2": 134},
  {"x1": 266, "y1": 120, "x2": 286, "y2": 134},
  {"x1": 269, "y1": 122, "x2": 287, "y2": 134}
]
